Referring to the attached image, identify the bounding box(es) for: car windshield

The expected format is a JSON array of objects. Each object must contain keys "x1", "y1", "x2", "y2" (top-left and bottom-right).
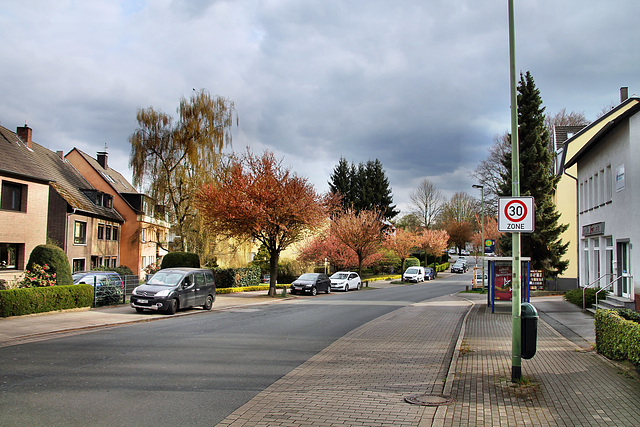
[
  {"x1": 146, "y1": 271, "x2": 185, "y2": 286},
  {"x1": 330, "y1": 273, "x2": 348, "y2": 279},
  {"x1": 405, "y1": 268, "x2": 420, "y2": 274},
  {"x1": 425, "y1": 268, "x2": 433, "y2": 273},
  {"x1": 298, "y1": 273, "x2": 318, "y2": 281}
]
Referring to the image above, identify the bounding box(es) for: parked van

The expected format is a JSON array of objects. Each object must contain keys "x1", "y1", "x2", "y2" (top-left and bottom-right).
[
  {"x1": 472, "y1": 267, "x2": 487, "y2": 289},
  {"x1": 403, "y1": 266, "x2": 425, "y2": 283},
  {"x1": 130, "y1": 268, "x2": 216, "y2": 314}
]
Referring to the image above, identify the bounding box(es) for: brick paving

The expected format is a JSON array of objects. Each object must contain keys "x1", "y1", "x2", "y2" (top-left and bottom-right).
[{"x1": 217, "y1": 294, "x2": 640, "y2": 427}]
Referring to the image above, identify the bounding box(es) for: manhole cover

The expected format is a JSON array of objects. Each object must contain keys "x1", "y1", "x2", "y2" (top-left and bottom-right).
[{"x1": 405, "y1": 393, "x2": 455, "y2": 406}]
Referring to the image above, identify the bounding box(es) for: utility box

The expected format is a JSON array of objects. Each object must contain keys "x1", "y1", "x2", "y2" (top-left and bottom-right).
[{"x1": 521, "y1": 302, "x2": 538, "y2": 359}]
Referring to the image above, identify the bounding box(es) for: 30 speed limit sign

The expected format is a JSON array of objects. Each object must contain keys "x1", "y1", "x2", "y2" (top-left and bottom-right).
[{"x1": 498, "y1": 197, "x2": 534, "y2": 232}]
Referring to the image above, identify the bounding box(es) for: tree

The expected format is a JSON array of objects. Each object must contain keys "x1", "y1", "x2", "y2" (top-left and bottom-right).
[
  {"x1": 299, "y1": 231, "x2": 379, "y2": 272},
  {"x1": 328, "y1": 158, "x2": 399, "y2": 222},
  {"x1": 331, "y1": 208, "x2": 385, "y2": 275},
  {"x1": 409, "y1": 178, "x2": 444, "y2": 229},
  {"x1": 383, "y1": 228, "x2": 419, "y2": 281},
  {"x1": 129, "y1": 89, "x2": 238, "y2": 252},
  {"x1": 417, "y1": 229, "x2": 449, "y2": 270},
  {"x1": 443, "y1": 220, "x2": 474, "y2": 254},
  {"x1": 470, "y1": 132, "x2": 510, "y2": 216},
  {"x1": 394, "y1": 213, "x2": 423, "y2": 233},
  {"x1": 195, "y1": 149, "x2": 330, "y2": 296},
  {"x1": 498, "y1": 71, "x2": 569, "y2": 278},
  {"x1": 439, "y1": 192, "x2": 477, "y2": 224}
]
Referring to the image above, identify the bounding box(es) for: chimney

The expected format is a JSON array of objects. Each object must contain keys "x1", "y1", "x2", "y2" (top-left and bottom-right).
[
  {"x1": 97, "y1": 151, "x2": 108, "y2": 169},
  {"x1": 56, "y1": 150, "x2": 64, "y2": 159},
  {"x1": 16, "y1": 124, "x2": 33, "y2": 149},
  {"x1": 621, "y1": 87, "x2": 629, "y2": 103}
]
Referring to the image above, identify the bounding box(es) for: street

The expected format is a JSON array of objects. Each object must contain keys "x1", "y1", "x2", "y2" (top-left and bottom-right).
[{"x1": 0, "y1": 276, "x2": 468, "y2": 426}]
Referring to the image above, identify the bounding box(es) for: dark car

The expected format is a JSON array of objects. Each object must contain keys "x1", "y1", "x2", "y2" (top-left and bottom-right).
[
  {"x1": 451, "y1": 262, "x2": 468, "y2": 273},
  {"x1": 130, "y1": 268, "x2": 216, "y2": 314},
  {"x1": 72, "y1": 271, "x2": 124, "y2": 305},
  {"x1": 424, "y1": 267, "x2": 435, "y2": 281},
  {"x1": 290, "y1": 273, "x2": 331, "y2": 295}
]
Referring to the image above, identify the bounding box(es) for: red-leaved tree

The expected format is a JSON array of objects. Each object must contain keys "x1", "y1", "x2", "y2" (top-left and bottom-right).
[
  {"x1": 195, "y1": 149, "x2": 331, "y2": 296},
  {"x1": 418, "y1": 229, "x2": 450, "y2": 268},
  {"x1": 383, "y1": 228, "x2": 419, "y2": 281},
  {"x1": 331, "y1": 208, "x2": 384, "y2": 275}
]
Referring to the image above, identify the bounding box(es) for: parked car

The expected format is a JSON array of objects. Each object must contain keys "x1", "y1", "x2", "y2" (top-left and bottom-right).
[
  {"x1": 472, "y1": 268, "x2": 487, "y2": 288},
  {"x1": 72, "y1": 271, "x2": 124, "y2": 305},
  {"x1": 330, "y1": 271, "x2": 361, "y2": 291},
  {"x1": 461, "y1": 249, "x2": 470, "y2": 256},
  {"x1": 424, "y1": 267, "x2": 435, "y2": 281},
  {"x1": 290, "y1": 273, "x2": 331, "y2": 295},
  {"x1": 403, "y1": 266, "x2": 425, "y2": 283},
  {"x1": 130, "y1": 268, "x2": 216, "y2": 314},
  {"x1": 451, "y1": 262, "x2": 468, "y2": 273}
]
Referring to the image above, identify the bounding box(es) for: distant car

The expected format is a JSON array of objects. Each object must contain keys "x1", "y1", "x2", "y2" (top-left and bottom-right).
[
  {"x1": 290, "y1": 273, "x2": 331, "y2": 295},
  {"x1": 403, "y1": 266, "x2": 425, "y2": 283},
  {"x1": 424, "y1": 267, "x2": 435, "y2": 281},
  {"x1": 461, "y1": 249, "x2": 470, "y2": 256},
  {"x1": 451, "y1": 262, "x2": 468, "y2": 273},
  {"x1": 472, "y1": 269, "x2": 487, "y2": 288},
  {"x1": 330, "y1": 271, "x2": 361, "y2": 291},
  {"x1": 130, "y1": 268, "x2": 216, "y2": 314},
  {"x1": 73, "y1": 270, "x2": 124, "y2": 305}
]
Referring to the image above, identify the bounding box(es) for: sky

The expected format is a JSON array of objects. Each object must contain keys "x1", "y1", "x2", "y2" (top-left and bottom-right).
[{"x1": 1, "y1": 0, "x2": 639, "y2": 216}]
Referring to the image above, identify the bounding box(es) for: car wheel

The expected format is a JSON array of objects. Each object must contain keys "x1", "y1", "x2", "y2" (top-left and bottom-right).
[
  {"x1": 203, "y1": 295, "x2": 214, "y2": 310},
  {"x1": 357, "y1": 282, "x2": 361, "y2": 290},
  {"x1": 326, "y1": 286, "x2": 331, "y2": 294},
  {"x1": 311, "y1": 287, "x2": 317, "y2": 296},
  {"x1": 135, "y1": 307, "x2": 144, "y2": 313},
  {"x1": 344, "y1": 284, "x2": 349, "y2": 292},
  {"x1": 166, "y1": 298, "x2": 178, "y2": 315}
]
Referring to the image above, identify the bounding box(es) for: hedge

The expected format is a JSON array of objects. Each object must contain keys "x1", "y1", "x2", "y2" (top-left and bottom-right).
[
  {"x1": 564, "y1": 287, "x2": 604, "y2": 308},
  {"x1": 595, "y1": 309, "x2": 640, "y2": 365},
  {"x1": 0, "y1": 285, "x2": 93, "y2": 317},
  {"x1": 214, "y1": 265, "x2": 261, "y2": 288},
  {"x1": 161, "y1": 251, "x2": 201, "y2": 269}
]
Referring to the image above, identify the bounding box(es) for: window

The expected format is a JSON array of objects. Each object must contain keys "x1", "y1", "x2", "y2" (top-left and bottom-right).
[
  {"x1": 112, "y1": 226, "x2": 118, "y2": 241},
  {"x1": 599, "y1": 169, "x2": 605, "y2": 206},
  {"x1": 0, "y1": 243, "x2": 19, "y2": 269},
  {"x1": 97, "y1": 224, "x2": 105, "y2": 240},
  {"x1": 593, "y1": 173, "x2": 599, "y2": 207},
  {"x1": 1, "y1": 181, "x2": 27, "y2": 212},
  {"x1": 579, "y1": 182, "x2": 584, "y2": 213},
  {"x1": 605, "y1": 165, "x2": 613, "y2": 202},
  {"x1": 111, "y1": 257, "x2": 117, "y2": 268},
  {"x1": 141, "y1": 256, "x2": 147, "y2": 271},
  {"x1": 72, "y1": 258, "x2": 86, "y2": 272},
  {"x1": 105, "y1": 225, "x2": 112, "y2": 240},
  {"x1": 582, "y1": 240, "x2": 589, "y2": 287},
  {"x1": 74, "y1": 221, "x2": 87, "y2": 244}
]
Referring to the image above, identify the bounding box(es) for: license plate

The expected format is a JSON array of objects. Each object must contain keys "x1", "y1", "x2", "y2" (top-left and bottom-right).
[{"x1": 138, "y1": 299, "x2": 148, "y2": 304}]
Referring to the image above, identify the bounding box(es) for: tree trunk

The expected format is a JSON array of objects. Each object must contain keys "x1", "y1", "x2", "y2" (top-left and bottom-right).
[{"x1": 268, "y1": 250, "x2": 279, "y2": 297}]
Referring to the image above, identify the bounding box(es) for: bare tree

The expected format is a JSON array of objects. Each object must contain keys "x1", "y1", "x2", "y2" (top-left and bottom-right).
[
  {"x1": 409, "y1": 178, "x2": 444, "y2": 229},
  {"x1": 470, "y1": 133, "x2": 509, "y2": 216}
]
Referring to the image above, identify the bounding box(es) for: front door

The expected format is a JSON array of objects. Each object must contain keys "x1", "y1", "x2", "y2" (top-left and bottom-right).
[{"x1": 616, "y1": 241, "x2": 631, "y2": 299}]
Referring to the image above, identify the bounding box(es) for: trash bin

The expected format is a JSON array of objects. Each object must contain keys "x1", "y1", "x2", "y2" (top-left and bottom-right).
[{"x1": 521, "y1": 302, "x2": 538, "y2": 359}]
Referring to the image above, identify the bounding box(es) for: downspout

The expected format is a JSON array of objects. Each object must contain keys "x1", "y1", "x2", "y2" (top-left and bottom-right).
[{"x1": 563, "y1": 170, "x2": 580, "y2": 288}]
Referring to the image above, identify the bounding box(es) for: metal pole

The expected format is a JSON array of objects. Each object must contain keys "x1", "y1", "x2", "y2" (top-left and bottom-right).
[
  {"x1": 508, "y1": 0, "x2": 522, "y2": 382},
  {"x1": 481, "y1": 187, "x2": 485, "y2": 291}
]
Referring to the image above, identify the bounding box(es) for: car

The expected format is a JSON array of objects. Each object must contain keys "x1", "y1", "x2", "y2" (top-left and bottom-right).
[
  {"x1": 472, "y1": 268, "x2": 487, "y2": 288},
  {"x1": 461, "y1": 249, "x2": 470, "y2": 256},
  {"x1": 290, "y1": 273, "x2": 331, "y2": 295},
  {"x1": 72, "y1": 270, "x2": 124, "y2": 305},
  {"x1": 403, "y1": 266, "x2": 425, "y2": 283},
  {"x1": 451, "y1": 262, "x2": 468, "y2": 273},
  {"x1": 424, "y1": 267, "x2": 435, "y2": 281},
  {"x1": 130, "y1": 268, "x2": 216, "y2": 314},
  {"x1": 330, "y1": 271, "x2": 361, "y2": 291}
]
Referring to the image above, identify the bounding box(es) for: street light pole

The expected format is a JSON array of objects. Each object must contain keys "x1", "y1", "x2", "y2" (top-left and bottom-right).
[{"x1": 472, "y1": 184, "x2": 485, "y2": 292}]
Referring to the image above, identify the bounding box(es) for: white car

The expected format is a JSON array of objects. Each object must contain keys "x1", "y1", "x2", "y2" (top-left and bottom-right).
[
  {"x1": 330, "y1": 271, "x2": 361, "y2": 291},
  {"x1": 403, "y1": 266, "x2": 425, "y2": 283}
]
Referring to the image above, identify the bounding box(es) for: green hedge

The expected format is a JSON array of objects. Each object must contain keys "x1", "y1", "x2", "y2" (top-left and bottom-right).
[
  {"x1": 405, "y1": 257, "x2": 420, "y2": 269},
  {"x1": 0, "y1": 285, "x2": 93, "y2": 317},
  {"x1": 214, "y1": 265, "x2": 261, "y2": 288},
  {"x1": 564, "y1": 287, "x2": 605, "y2": 308},
  {"x1": 595, "y1": 309, "x2": 640, "y2": 365},
  {"x1": 161, "y1": 251, "x2": 201, "y2": 269}
]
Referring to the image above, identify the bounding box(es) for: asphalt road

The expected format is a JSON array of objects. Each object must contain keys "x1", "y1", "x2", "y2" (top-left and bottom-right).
[{"x1": 0, "y1": 275, "x2": 468, "y2": 426}]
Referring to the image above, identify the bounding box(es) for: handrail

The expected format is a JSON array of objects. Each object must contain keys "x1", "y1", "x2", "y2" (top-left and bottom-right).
[
  {"x1": 581, "y1": 273, "x2": 612, "y2": 312},
  {"x1": 595, "y1": 274, "x2": 633, "y2": 311}
]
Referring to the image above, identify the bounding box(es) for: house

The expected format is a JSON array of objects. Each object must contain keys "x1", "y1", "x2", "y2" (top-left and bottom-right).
[
  {"x1": 553, "y1": 88, "x2": 640, "y2": 290},
  {"x1": 563, "y1": 90, "x2": 640, "y2": 312},
  {"x1": 0, "y1": 125, "x2": 51, "y2": 283},
  {"x1": 65, "y1": 149, "x2": 170, "y2": 275}
]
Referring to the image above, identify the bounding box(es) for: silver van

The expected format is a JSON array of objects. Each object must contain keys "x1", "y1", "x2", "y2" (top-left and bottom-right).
[{"x1": 130, "y1": 268, "x2": 216, "y2": 314}]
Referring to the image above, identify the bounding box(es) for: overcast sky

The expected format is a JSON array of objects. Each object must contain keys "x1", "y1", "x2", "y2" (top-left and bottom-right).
[{"x1": 1, "y1": 0, "x2": 638, "y2": 215}]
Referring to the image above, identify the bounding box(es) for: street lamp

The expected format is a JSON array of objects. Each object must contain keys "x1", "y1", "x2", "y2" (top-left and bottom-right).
[{"x1": 472, "y1": 184, "x2": 485, "y2": 292}]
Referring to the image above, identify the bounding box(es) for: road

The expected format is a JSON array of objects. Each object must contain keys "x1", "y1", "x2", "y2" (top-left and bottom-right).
[{"x1": 0, "y1": 274, "x2": 469, "y2": 426}]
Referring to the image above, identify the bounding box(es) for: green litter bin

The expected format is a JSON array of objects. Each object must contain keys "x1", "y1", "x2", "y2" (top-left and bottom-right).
[{"x1": 521, "y1": 302, "x2": 538, "y2": 359}]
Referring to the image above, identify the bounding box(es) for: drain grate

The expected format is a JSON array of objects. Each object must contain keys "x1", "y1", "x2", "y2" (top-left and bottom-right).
[{"x1": 404, "y1": 393, "x2": 455, "y2": 406}]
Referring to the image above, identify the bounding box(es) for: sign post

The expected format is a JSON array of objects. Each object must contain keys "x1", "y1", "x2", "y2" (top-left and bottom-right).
[{"x1": 498, "y1": 197, "x2": 535, "y2": 233}]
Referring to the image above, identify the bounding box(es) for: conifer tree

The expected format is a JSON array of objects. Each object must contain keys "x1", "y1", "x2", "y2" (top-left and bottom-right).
[{"x1": 498, "y1": 71, "x2": 569, "y2": 278}]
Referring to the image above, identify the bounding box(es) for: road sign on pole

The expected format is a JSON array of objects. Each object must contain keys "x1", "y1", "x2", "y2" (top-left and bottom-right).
[{"x1": 498, "y1": 197, "x2": 534, "y2": 233}]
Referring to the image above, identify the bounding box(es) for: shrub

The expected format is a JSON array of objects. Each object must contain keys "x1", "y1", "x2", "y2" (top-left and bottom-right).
[
  {"x1": 564, "y1": 287, "x2": 605, "y2": 308},
  {"x1": 26, "y1": 244, "x2": 72, "y2": 286},
  {"x1": 160, "y1": 251, "x2": 200, "y2": 269},
  {"x1": 115, "y1": 265, "x2": 134, "y2": 276},
  {"x1": 405, "y1": 257, "x2": 420, "y2": 269},
  {"x1": 0, "y1": 285, "x2": 93, "y2": 317},
  {"x1": 19, "y1": 263, "x2": 57, "y2": 287},
  {"x1": 595, "y1": 309, "x2": 640, "y2": 365},
  {"x1": 213, "y1": 266, "x2": 261, "y2": 288}
]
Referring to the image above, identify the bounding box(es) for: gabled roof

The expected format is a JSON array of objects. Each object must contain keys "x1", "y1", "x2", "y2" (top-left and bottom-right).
[
  {"x1": 0, "y1": 125, "x2": 51, "y2": 183},
  {"x1": 565, "y1": 100, "x2": 640, "y2": 168},
  {"x1": 71, "y1": 148, "x2": 138, "y2": 194}
]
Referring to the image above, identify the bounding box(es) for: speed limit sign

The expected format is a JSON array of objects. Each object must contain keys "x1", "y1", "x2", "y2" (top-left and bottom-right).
[{"x1": 498, "y1": 197, "x2": 534, "y2": 232}]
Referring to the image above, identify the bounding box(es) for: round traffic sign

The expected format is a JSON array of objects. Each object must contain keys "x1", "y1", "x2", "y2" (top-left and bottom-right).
[{"x1": 504, "y1": 199, "x2": 527, "y2": 222}]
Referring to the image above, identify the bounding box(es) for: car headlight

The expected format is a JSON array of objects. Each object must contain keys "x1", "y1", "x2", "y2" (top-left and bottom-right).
[
  {"x1": 154, "y1": 290, "x2": 171, "y2": 297},
  {"x1": 132, "y1": 287, "x2": 140, "y2": 296}
]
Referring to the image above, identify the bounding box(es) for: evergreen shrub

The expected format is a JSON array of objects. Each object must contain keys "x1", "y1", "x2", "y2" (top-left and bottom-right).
[
  {"x1": 564, "y1": 287, "x2": 604, "y2": 308},
  {"x1": 404, "y1": 257, "x2": 420, "y2": 269},
  {"x1": 0, "y1": 284, "x2": 93, "y2": 317},
  {"x1": 26, "y1": 244, "x2": 72, "y2": 286},
  {"x1": 595, "y1": 309, "x2": 640, "y2": 365},
  {"x1": 160, "y1": 251, "x2": 200, "y2": 269}
]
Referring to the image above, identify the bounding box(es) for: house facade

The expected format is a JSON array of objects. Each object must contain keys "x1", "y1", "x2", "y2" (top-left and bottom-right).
[
  {"x1": 65, "y1": 149, "x2": 169, "y2": 275},
  {"x1": 564, "y1": 96, "x2": 640, "y2": 312},
  {"x1": 554, "y1": 90, "x2": 640, "y2": 290}
]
